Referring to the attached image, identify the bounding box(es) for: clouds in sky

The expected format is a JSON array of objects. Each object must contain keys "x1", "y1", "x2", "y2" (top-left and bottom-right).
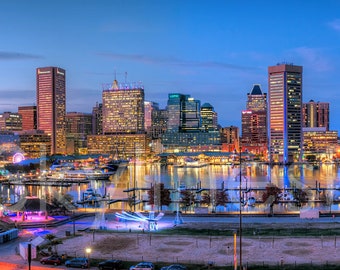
[
  {"x1": 328, "y1": 19, "x2": 340, "y2": 31},
  {"x1": 291, "y1": 47, "x2": 332, "y2": 72},
  {"x1": 97, "y1": 52, "x2": 256, "y2": 71},
  {"x1": 0, "y1": 51, "x2": 43, "y2": 61}
]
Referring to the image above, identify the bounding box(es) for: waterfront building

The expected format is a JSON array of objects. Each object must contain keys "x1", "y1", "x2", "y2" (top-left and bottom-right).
[
  {"x1": 241, "y1": 84, "x2": 267, "y2": 156},
  {"x1": 102, "y1": 80, "x2": 145, "y2": 134},
  {"x1": 220, "y1": 126, "x2": 239, "y2": 152},
  {"x1": 303, "y1": 100, "x2": 330, "y2": 131},
  {"x1": 18, "y1": 105, "x2": 37, "y2": 131},
  {"x1": 66, "y1": 112, "x2": 92, "y2": 155},
  {"x1": 19, "y1": 130, "x2": 51, "y2": 159},
  {"x1": 36, "y1": 67, "x2": 66, "y2": 155},
  {"x1": 161, "y1": 131, "x2": 221, "y2": 153},
  {"x1": 87, "y1": 133, "x2": 151, "y2": 160},
  {"x1": 302, "y1": 127, "x2": 338, "y2": 162},
  {"x1": 268, "y1": 63, "x2": 303, "y2": 163},
  {"x1": 0, "y1": 112, "x2": 22, "y2": 131},
  {"x1": 92, "y1": 102, "x2": 103, "y2": 135}
]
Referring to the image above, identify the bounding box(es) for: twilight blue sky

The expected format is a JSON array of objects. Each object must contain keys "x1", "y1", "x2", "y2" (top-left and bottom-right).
[{"x1": 1, "y1": 0, "x2": 340, "y2": 130}]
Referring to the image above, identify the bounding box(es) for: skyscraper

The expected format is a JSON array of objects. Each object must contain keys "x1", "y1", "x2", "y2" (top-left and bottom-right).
[
  {"x1": 268, "y1": 64, "x2": 303, "y2": 163},
  {"x1": 166, "y1": 93, "x2": 201, "y2": 132},
  {"x1": 102, "y1": 80, "x2": 145, "y2": 134},
  {"x1": 241, "y1": 84, "x2": 267, "y2": 155},
  {"x1": 200, "y1": 103, "x2": 218, "y2": 132},
  {"x1": 303, "y1": 100, "x2": 330, "y2": 130},
  {"x1": 36, "y1": 67, "x2": 66, "y2": 154}
]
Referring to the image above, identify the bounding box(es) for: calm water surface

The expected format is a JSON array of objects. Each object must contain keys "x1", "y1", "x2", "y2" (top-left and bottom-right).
[{"x1": 2, "y1": 163, "x2": 340, "y2": 212}]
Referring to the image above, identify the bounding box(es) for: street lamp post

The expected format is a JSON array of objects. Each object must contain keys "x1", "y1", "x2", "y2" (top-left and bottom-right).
[
  {"x1": 239, "y1": 148, "x2": 242, "y2": 270},
  {"x1": 85, "y1": 247, "x2": 91, "y2": 269}
]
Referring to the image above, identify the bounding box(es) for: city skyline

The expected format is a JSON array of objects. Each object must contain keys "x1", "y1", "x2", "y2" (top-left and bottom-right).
[{"x1": 1, "y1": 1, "x2": 340, "y2": 129}]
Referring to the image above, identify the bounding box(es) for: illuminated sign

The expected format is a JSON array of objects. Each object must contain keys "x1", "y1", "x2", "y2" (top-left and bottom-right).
[{"x1": 38, "y1": 69, "x2": 51, "y2": 75}]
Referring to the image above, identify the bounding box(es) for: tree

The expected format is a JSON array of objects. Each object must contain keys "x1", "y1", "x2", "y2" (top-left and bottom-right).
[
  {"x1": 200, "y1": 191, "x2": 211, "y2": 206},
  {"x1": 262, "y1": 184, "x2": 282, "y2": 216},
  {"x1": 180, "y1": 190, "x2": 195, "y2": 212},
  {"x1": 292, "y1": 188, "x2": 309, "y2": 207},
  {"x1": 44, "y1": 234, "x2": 63, "y2": 255},
  {"x1": 147, "y1": 183, "x2": 172, "y2": 211},
  {"x1": 215, "y1": 190, "x2": 228, "y2": 207}
]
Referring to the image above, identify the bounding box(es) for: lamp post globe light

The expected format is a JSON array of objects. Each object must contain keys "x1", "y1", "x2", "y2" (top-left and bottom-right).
[{"x1": 85, "y1": 247, "x2": 91, "y2": 268}]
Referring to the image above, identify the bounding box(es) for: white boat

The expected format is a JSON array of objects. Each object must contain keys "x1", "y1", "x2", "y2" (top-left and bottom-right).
[
  {"x1": 64, "y1": 168, "x2": 115, "y2": 181},
  {"x1": 175, "y1": 158, "x2": 208, "y2": 168}
]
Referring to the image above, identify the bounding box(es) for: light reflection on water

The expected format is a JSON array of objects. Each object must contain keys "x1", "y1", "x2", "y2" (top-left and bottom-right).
[{"x1": 1, "y1": 163, "x2": 340, "y2": 212}]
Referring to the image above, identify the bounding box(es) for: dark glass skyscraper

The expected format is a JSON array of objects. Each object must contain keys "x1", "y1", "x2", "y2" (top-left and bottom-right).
[
  {"x1": 268, "y1": 64, "x2": 303, "y2": 163},
  {"x1": 36, "y1": 67, "x2": 66, "y2": 154}
]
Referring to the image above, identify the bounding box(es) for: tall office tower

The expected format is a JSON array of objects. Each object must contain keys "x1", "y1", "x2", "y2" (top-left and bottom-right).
[
  {"x1": 180, "y1": 96, "x2": 201, "y2": 132},
  {"x1": 144, "y1": 101, "x2": 159, "y2": 133},
  {"x1": 102, "y1": 80, "x2": 145, "y2": 134},
  {"x1": 303, "y1": 100, "x2": 330, "y2": 130},
  {"x1": 92, "y1": 102, "x2": 103, "y2": 135},
  {"x1": 166, "y1": 93, "x2": 186, "y2": 131},
  {"x1": 36, "y1": 67, "x2": 66, "y2": 155},
  {"x1": 200, "y1": 103, "x2": 217, "y2": 132},
  {"x1": 0, "y1": 112, "x2": 22, "y2": 131},
  {"x1": 241, "y1": 85, "x2": 267, "y2": 154},
  {"x1": 246, "y1": 84, "x2": 267, "y2": 111},
  {"x1": 18, "y1": 105, "x2": 37, "y2": 131},
  {"x1": 166, "y1": 93, "x2": 201, "y2": 132},
  {"x1": 268, "y1": 63, "x2": 303, "y2": 163}
]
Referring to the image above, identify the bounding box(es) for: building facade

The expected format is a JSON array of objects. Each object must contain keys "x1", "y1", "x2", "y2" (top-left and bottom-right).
[
  {"x1": 19, "y1": 130, "x2": 51, "y2": 159},
  {"x1": 36, "y1": 67, "x2": 66, "y2": 155},
  {"x1": 241, "y1": 84, "x2": 267, "y2": 156},
  {"x1": 200, "y1": 103, "x2": 218, "y2": 132},
  {"x1": 66, "y1": 112, "x2": 92, "y2": 155},
  {"x1": 0, "y1": 112, "x2": 22, "y2": 131},
  {"x1": 87, "y1": 133, "x2": 151, "y2": 160},
  {"x1": 220, "y1": 126, "x2": 239, "y2": 152},
  {"x1": 102, "y1": 80, "x2": 145, "y2": 134},
  {"x1": 92, "y1": 102, "x2": 103, "y2": 135},
  {"x1": 303, "y1": 127, "x2": 338, "y2": 162},
  {"x1": 18, "y1": 105, "x2": 37, "y2": 131},
  {"x1": 303, "y1": 100, "x2": 330, "y2": 131},
  {"x1": 268, "y1": 64, "x2": 303, "y2": 163}
]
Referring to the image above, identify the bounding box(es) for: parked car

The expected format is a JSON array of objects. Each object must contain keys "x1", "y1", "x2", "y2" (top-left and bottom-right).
[
  {"x1": 98, "y1": 259, "x2": 123, "y2": 270},
  {"x1": 40, "y1": 255, "x2": 62, "y2": 266},
  {"x1": 65, "y1": 257, "x2": 89, "y2": 268},
  {"x1": 160, "y1": 264, "x2": 187, "y2": 270},
  {"x1": 129, "y1": 262, "x2": 154, "y2": 270}
]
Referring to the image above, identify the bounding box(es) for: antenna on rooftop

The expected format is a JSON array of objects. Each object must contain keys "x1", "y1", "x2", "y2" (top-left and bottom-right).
[{"x1": 125, "y1": 71, "x2": 127, "y2": 83}]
